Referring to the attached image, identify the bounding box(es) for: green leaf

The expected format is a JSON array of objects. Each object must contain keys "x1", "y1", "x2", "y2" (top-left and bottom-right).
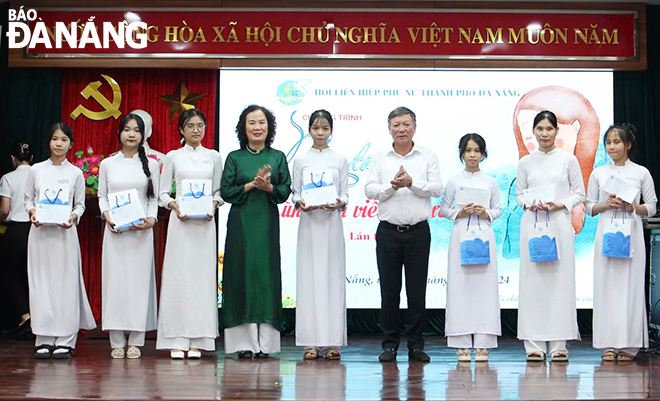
[
  {"x1": 75, "y1": 151, "x2": 83, "y2": 158},
  {"x1": 86, "y1": 176, "x2": 95, "y2": 185}
]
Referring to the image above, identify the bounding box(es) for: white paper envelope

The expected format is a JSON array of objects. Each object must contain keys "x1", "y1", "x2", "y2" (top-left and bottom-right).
[
  {"x1": 455, "y1": 186, "x2": 490, "y2": 207},
  {"x1": 36, "y1": 186, "x2": 72, "y2": 225},
  {"x1": 602, "y1": 175, "x2": 639, "y2": 204},
  {"x1": 523, "y1": 184, "x2": 556, "y2": 205},
  {"x1": 179, "y1": 179, "x2": 213, "y2": 218},
  {"x1": 108, "y1": 189, "x2": 145, "y2": 231},
  {"x1": 302, "y1": 169, "x2": 337, "y2": 206}
]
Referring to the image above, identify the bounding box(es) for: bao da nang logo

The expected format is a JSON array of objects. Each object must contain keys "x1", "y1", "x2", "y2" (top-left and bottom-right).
[
  {"x1": 276, "y1": 80, "x2": 311, "y2": 106},
  {"x1": 6, "y1": 7, "x2": 147, "y2": 49}
]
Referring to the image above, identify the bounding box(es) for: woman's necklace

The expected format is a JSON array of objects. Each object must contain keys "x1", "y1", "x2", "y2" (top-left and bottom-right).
[{"x1": 246, "y1": 146, "x2": 260, "y2": 155}]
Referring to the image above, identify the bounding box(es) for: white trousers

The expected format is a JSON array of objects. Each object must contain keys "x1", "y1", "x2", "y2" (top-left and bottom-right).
[
  {"x1": 35, "y1": 333, "x2": 77, "y2": 348},
  {"x1": 109, "y1": 330, "x2": 145, "y2": 348},
  {"x1": 224, "y1": 323, "x2": 281, "y2": 354},
  {"x1": 524, "y1": 339, "x2": 567, "y2": 354},
  {"x1": 447, "y1": 334, "x2": 498, "y2": 349},
  {"x1": 157, "y1": 336, "x2": 215, "y2": 351}
]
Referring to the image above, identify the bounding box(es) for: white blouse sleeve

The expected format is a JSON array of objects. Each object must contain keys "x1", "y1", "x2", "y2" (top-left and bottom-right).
[
  {"x1": 439, "y1": 176, "x2": 458, "y2": 221},
  {"x1": 559, "y1": 156, "x2": 586, "y2": 213},
  {"x1": 159, "y1": 152, "x2": 175, "y2": 209},
  {"x1": 487, "y1": 177, "x2": 502, "y2": 222},
  {"x1": 71, "y1": 170, "x2": 86, "y2": 224},
  {"x1": 640, "y1": 168, "x2": 658, "y2": 216},
  {"x1": 585, "y1": 170, "x2": 600, "y2": 217},
  {"x1": 97, "y1": 159, "x2": 110, "y2": 215}
]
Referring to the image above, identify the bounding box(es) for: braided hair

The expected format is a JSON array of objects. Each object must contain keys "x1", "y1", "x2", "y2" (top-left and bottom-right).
[{"x1": 118, "y1": 113, "x2": 155, "y2": 198}]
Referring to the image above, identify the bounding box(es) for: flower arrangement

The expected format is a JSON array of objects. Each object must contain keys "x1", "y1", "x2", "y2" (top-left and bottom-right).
[{"x1": 73, "y1": 146, "x2": 104, "y2": 193}]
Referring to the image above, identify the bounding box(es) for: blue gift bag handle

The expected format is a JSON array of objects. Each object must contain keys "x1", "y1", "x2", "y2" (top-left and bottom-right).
[
  {"x1": 43, "y1": 188, "x2": 62, "y2": 204},
  {"x1": 190, "y1": 183, "x2": 205, "y2": 199},
  {"x1": 533, "y1": 207, "x2": 550, "y2": 229},
  {"x1": 610, "y1": 202, "x2": 627, "y2": 224},
  {"x1": 466, "y1": 213, "x2": 481, "y2": 231},
  {"x1": 310, "y1": 172, "x2": 325, "y2": 187},
  {"x1": 115, "y1": 193, "x2": 132, "y2": 208}
]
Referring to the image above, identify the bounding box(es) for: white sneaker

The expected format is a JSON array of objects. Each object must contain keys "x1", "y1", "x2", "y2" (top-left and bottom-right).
[
  {"x1": 188, "y1": 349, "x2": 202, "y2": 359},
  {"x1": 170, "y1": 350, "x2": 184, "y2": 359}
]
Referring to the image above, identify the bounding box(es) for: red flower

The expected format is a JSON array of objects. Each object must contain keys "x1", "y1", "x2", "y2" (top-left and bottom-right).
[
  {"x1": 89, "y1": 165, "x2": 100, "y2": 175},
  {"x1": 83, "y1": 171, "x2": 90, "y2": 179},
  {"x1": 88, "y1": 154, "x2": 101, "y2": 164},
  {"x1": 73, "y1": 159, "x2": 85, "y2": 168}
]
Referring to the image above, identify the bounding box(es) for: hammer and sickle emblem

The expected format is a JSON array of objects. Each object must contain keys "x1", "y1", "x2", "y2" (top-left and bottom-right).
[{"x1": 70, "y1": 74, "x2": 122, "y2": 121}]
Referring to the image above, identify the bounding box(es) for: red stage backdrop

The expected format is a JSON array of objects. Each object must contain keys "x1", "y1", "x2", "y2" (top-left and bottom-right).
[{"x1": 60, "y1": 69, "x2": 218, "y2": 321}]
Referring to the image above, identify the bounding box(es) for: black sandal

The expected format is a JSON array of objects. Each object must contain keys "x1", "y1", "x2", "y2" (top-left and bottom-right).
[
  {"x1": 51, "y1": 346, "x2": 75, "y2": 359},
  {"x1": 34, "y1": 344, "x2": 53, "y2": 359}
]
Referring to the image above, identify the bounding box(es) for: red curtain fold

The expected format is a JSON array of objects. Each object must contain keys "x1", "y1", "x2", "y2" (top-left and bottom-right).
[{"x1": 60, "y1": 68, "x2": 218, "y2": 321}]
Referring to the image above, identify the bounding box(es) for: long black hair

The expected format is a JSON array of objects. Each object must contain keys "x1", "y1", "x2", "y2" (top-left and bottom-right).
[{"x1": 118, "y1": 113, "x2": 155, "y2": 199}]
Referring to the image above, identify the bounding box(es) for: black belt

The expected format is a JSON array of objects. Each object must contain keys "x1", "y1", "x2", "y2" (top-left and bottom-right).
[{"x1": 380, "y1": 220, "x2": 427, "y2": 233}]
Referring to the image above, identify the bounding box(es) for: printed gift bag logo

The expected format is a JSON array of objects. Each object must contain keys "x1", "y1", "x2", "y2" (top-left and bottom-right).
[
  {"x1": 602, "y1": 210, "x2": 632, "y2": 258},
  {"x1": 459, "y1": 215, "x2": 490, "y2": 266},
  {"x1": 528, "y1": 209, "x2": 560, "y2": 263}
]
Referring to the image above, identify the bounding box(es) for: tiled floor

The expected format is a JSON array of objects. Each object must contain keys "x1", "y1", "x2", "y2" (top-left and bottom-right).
[{"x1": 1, "y1": 336, "x2": 659, "y2": 400}]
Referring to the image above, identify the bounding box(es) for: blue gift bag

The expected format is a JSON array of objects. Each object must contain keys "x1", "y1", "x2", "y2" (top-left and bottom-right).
[
  {"x1": 459, "y1": 215, "x2": 490, "y2": 266},
  {"x1": 602, "y1": 210, "x2": 632, "y2": 258},
  {"x1": 528, "y1": 208, "x2": 560, "y2": 263}
]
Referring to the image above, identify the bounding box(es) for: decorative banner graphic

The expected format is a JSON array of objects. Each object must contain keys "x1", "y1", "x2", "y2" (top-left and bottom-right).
[
  {"x1": 217, "y1": 69, "x2": 613, "y2": 309},
  {"x1": 26, "y1": 9, "x2": 637, "y2": 60}
]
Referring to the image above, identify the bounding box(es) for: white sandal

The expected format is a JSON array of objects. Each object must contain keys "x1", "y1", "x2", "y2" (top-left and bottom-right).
[
  {"x1": 457, "y1": 348, "x2": 471, "y2": 362},
  {"x1": 126, "y1": 346, "x2": 141, "y2": 359},
  {"x1": 111, "y1": 348, "x2": 125, "y2": 359},
  {"x1": 526, "y1": 351, "x2": 545, "y2": 362},
  {"x1": 475, "y1": 348, "x2": 489, "y2": 362}
]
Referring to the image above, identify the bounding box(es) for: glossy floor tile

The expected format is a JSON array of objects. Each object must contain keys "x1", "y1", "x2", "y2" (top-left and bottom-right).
[{"x1": 0, "y1": 336, "x2": 659, "y2": 400}]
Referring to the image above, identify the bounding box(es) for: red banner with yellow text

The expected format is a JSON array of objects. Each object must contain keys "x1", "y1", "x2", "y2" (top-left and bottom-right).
[{"x1": 26, "y1": 9, "x2": 637, "y2": 60}]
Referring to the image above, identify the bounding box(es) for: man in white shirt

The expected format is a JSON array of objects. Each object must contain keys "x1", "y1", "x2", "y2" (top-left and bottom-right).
[{"x1": 365, "y1": 106, "x2": 443, "y2": 362}]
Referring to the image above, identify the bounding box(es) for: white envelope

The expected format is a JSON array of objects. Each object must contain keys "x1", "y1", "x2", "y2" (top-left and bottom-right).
[
  {"x1": 455, "y1": 186, "x2": 490, "y2": 207},
  {"x1": 108, "y1": 189, "x2": 145, "y2": 231},
  {"x1": 302, "y1": 169, "x2": 337, "y2": 207},
  {"x1": 602, "y1": 175, "x2": 639, "y2": 204},
  {"x1": 523, "y1": 184, "x2": 556, "y2": 206},
  {"x1": 179, "y1": 179, "x2": 213, "y2": 218},
  {"x1": 36, "y1": 186, "x2": 72, "y2": 225}
]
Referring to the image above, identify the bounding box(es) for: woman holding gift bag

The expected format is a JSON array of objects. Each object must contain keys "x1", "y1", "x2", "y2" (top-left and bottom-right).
[
  {"x1": 98, "y1": 113, "x2": 160, "y2": 359},
  {"x1": 292, "y1": 109, "x2": 348, "y2": 360},
  {"x1": 221, "y1": 105, "x2": 291, "y2": 359},
  {"x1": 516, "y1": 110, "x2": 585, "y2": 362},
  {"x1": 157, "y1": 109, "x2": 223, "y2": 359},
  {"x1": 587, "y1": 123, "x2": 656, "y2": 362},
  {"x1": 25, "y1": 122, "x2": 96, "y2": 359},
  {"x1": 440, "y1": 133, "x2": 501, "y2": 362}
]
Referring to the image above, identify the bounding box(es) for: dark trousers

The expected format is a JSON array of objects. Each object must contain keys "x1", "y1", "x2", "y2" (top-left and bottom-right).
[
  {"x1": 2, "y1": 222, "x2": 31, "y2": 320},
  {"x1": 376, "y1": 220, "x2": 431, "y2": 351}
]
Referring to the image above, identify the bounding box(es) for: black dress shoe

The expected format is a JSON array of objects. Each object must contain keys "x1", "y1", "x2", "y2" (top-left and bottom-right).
[
  {"x1": 379, "y1": 347, "x2": 397, "y2": 362},
  {"x1": 255, "y1": 352, "x2": 269, "y2": 359},
  {"x1": 237, "y1": 350, "x2": 253, "y2": 359},
  {"x1": 409, "y1": 349, "x2": 431, "y2": 362}
]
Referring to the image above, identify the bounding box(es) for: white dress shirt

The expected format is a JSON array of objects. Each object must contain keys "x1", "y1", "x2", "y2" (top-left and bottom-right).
[{"x1": 364, "y1": 144, "x2": 444, "y2": 225}]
